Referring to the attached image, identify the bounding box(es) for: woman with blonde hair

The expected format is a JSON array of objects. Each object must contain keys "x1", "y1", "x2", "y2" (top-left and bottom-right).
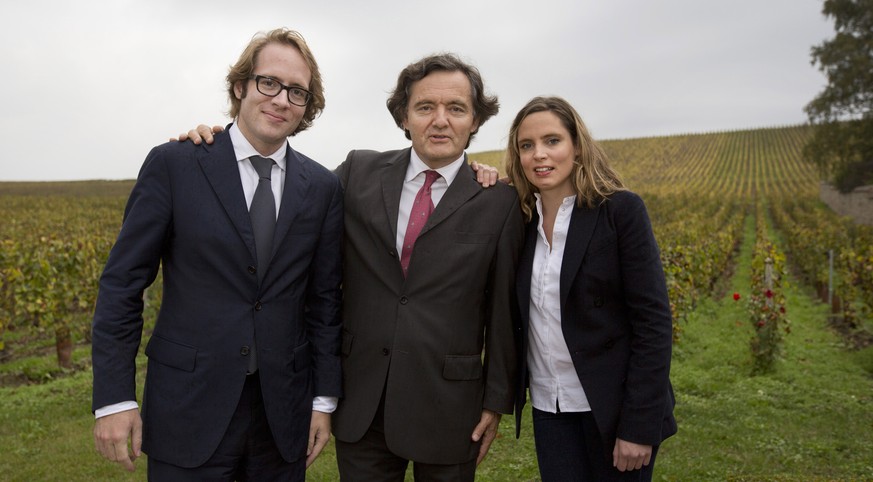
[{"x1": 506, "y1": 96, "x2": 676, "y2": 481}]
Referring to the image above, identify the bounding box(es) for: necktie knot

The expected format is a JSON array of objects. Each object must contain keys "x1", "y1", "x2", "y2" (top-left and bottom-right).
[
  {"x1": 423, "y1": 169, "x2": 440, "y2": 191},
  {"x1": 250, "y1": 156, "x2": 274, "y2": 180}
]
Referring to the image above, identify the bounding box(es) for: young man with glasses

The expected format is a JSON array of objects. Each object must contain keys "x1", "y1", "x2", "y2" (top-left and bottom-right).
[{"x1": 91, "y1": 28, "x2": 342, "y2": 481}]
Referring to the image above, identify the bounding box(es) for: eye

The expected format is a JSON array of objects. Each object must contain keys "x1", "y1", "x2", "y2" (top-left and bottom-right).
[
  {"x1": 547, "y1": 137, "x2": 561, "y2": 145},
  {"x1": 518, "y1": 142, "x2": 532, "y2": 150},
  {"x1": 261, "y1": 78, "x2": 278, "y2": 88},
  {"x1": 289, "y1": 87, "x2": 305, "y2": 97}
]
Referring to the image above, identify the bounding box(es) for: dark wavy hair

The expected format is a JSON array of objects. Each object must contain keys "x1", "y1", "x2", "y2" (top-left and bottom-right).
[{"x1": 386, "y1": 53, "x2": 498, "y2": 147}]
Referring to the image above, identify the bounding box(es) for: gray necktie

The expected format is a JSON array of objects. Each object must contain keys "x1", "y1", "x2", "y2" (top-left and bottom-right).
[
  {"x1": 249, "y1": 156, "x2": 276, "y2": 284},
  {"x1": 247, "y1": 155, "x2": 276, "y2": 374}
]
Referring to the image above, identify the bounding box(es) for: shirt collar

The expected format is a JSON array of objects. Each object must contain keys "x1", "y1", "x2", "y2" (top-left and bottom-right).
[
  {"x1": 405, "y1": 149, "x2": 465, "y2": 185},
  {"x1": 229, "y1": 123, "x2": 287, "y2": 171},
  {"x1": 533, "y1": 193, "x2": 577, "y2": 216}
]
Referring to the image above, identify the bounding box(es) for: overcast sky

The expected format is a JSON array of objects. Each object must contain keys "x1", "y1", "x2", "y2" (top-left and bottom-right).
[{"x1": 1, "y1": 0, "x2": 833, "y2": 181}]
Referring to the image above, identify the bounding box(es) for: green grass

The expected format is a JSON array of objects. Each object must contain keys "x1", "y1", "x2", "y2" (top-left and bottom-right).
[{"x1": 1, "y1": 211, "x2": 871, "y2": 480}]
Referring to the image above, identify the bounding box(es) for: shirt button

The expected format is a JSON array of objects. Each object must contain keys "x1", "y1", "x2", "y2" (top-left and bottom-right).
[
  {"x1": 382, "y1": 348, "x2": 390, "y2": 356},
  {"x1": 255, "y1": 301, "x2": 263, "y2": 311},
  {"x1": 399, "y1": 297, "x2": 408, "y2": 305},
  {"x1": 240, "y1": 346, "x2": 250, "y2": 356},
  {"x1": 248, "y1": 266, "x2": 257, "y2": 275}
]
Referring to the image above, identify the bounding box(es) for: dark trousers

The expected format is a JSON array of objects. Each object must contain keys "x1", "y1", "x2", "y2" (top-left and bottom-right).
[
  {"x1": 147, "y1": 373, "x2": 305, "y2": 481},
  {"x1": 532, "y1": 407, "x2": 659, "y2": 482},
  {"x1": 335, "y1": 393, "x2": 476, "y2": 482}
]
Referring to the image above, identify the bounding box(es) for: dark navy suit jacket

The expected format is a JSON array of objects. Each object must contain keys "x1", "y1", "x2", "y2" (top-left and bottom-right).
[
  {"x1": 92, "y1": 129, "x2": 343, "y2": 467},
  {"x1": 515, "y1": 190, "x2": 677, "y2": 449}
]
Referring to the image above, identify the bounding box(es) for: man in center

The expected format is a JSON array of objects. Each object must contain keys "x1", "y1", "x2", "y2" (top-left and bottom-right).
[{"x1": 332, "y1": 53, "x2": 523, "y2": 480}]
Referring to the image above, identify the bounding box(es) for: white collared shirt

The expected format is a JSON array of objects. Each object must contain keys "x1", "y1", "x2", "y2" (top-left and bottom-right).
[
  {"x1": 230, "y1": 123, "x2": 286, "y2": 218},
  {"x1": 527, "y1": 193, "x2": 591, "y2": 413},
  {"x1": 395, "y1": 150, "x2": 465, "y2": 258}
]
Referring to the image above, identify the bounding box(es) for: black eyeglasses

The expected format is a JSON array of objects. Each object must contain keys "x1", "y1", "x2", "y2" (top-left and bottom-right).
[{"x1": 249, "y1": 75, "x2": 311, "y2": 106}]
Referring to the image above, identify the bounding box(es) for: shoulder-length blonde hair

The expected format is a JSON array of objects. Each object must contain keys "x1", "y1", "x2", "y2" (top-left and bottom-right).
[
  {"x1": 505, "y1": 96, "x2": 625, "y2": 221},
  {"x1": 226, "y1": 28, "x2": 325, "y2": 136}
]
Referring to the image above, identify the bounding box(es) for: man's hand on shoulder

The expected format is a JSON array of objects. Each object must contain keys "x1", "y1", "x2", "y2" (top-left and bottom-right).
[
  {"x1": 169, "y1": 124, "x2": 224, "y2": 144},
  {"x1": 93, "y1": 409, "x2": 143, "y2": 472},
  {"x1": 470, "y1": 161, "x2": 511, "y2": 188}
]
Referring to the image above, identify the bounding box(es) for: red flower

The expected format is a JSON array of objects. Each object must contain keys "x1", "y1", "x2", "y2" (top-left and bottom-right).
[
  {"x1": 779, "y1": 306, "x2": 786, "y2": 314},
  {"x1": 733, "y1": 292, "x2": 741, "y2": 301},
  {"x1": 765, "y1": 289, "x2": 774, "y2": 298},
  {"x1": 757, "y1": 320, "x2": 765, "y2": 327}
]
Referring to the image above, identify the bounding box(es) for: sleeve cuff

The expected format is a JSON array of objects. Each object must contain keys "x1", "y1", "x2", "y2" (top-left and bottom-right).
[{"x1": 95, "y1": 401, "x2": 139, "y2": 419}]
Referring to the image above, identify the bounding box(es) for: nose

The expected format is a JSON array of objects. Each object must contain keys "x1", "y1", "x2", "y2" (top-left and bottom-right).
[
  {"x1": 271, "y1": 90, "x2": 291, "y2": 108},
  {"x1": 432, "y1": 106, "x2": 449, "y2": 127},
  {"x1": 533, "y1": 143, "x2": 547, "y2": 159}
]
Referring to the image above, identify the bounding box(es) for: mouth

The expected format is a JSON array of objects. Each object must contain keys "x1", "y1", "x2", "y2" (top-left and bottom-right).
[
  {"x1": 429, "y1": 135, "x2": 451, "y2": 142},
  {"x1": 263, "y1": 111, "x2": 287, "y2": 123},
  {"x1": 534, "y1": 167, "x2": 554, "y2": 173}
]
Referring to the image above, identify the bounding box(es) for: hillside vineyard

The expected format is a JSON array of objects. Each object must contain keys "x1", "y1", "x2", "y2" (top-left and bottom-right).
[{"x1": 1, "y1": 125, "x2": 871, "y2": 354}]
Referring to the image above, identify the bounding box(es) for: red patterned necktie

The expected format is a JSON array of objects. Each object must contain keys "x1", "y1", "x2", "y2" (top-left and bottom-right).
[{"x1": 400, "y1": 170, "x2": 440, "y2": 277}]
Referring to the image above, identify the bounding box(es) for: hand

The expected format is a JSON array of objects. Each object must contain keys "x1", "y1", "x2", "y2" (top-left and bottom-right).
[
  {"x1": 470, "y1": 161, "x2": 500, "y2": 187},
  {"x1": 170, "y1": 124, "x2": 223, "y2": 144},
  {"x1": 470, "y1": 409, "x2": 501, "y2": 465},
  {"x1": 612, "y1": 438, "x2": 652, "y2": 472},
  {"x1": 306, "y1": 411, "x2": 331, "y2": 468},
  {"x1": 93, "y1": 409, "x2": 143, "y2": 472}
]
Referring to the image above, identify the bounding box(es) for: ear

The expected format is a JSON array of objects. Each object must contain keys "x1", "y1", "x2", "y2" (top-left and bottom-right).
[{"x1": 234, "y1": 80, "x2": 244, "y2": 100}]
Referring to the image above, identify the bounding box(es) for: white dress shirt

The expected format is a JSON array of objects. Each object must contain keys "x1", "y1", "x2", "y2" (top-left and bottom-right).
[
  {"x1": 395, "y1": 150, "x2": 465, "y2": 257},
  {"x1": 97, "y1": 123, "x2": 336, "y2": 418},
  {"x1": 527, "y1": 194, "x2": 592, "y2": 414}
]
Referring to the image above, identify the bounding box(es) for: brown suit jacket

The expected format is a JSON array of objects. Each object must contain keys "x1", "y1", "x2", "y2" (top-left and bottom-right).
[{"x1": 332, "y1": 148, "x2": 524, "y2": 464}]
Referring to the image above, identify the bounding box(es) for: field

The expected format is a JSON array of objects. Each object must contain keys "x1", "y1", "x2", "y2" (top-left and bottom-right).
[{"x1": 1, "y1": 125, "x2": 872, "y2": 481}]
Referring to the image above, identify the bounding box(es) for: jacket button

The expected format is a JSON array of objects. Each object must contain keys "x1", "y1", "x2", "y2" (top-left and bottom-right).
[
  {"x1": 382, "y1": 348, "x2": 390, "y2": 356},
  {"x1": 254, "y1": 301, "x2": 262, "y2": 311},
  {"x1": 240, "y1": 346, "x2": 250, "y2": 356},
  {"x1": 399, "y1": 296, "x2": 408, "y2": 305},
  {"x1": 594, "y1": 297, "x2": 604, "y2": 307},
  {"x1": 248, "y1": 265, "x2": 257, "y2": 275}
]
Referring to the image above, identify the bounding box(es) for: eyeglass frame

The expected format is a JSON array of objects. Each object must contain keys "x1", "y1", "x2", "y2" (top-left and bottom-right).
[{"x1": 249, "y1": 75, "x2": 312, "y2": 107}]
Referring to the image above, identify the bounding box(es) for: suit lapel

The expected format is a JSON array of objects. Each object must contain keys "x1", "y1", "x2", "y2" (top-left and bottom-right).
[
  {"x1": 198, "y1": 132, "x2": 256, "y2": 260},
  {"x1": 517, "y1": 216, "x2": 538, "y2": 331},
  {"x1": 560, "y1": 203, "x2": 601, "y2": 307},
  {"x1": 380, "y1": 149, "x2": 410, "y2": 244},
  {"x1": 419, "y1": 160, "x2": 479, "y2": 236},
  {"x1": 273, "y1": 146, "x2": 310, "y2": 256}
]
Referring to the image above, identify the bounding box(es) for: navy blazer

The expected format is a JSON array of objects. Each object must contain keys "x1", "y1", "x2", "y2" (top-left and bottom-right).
[
  {"x1": 514, "y1": 190, "x2": 677, "y2": 448},
  {"x1": 92, "y1": 129, "x2": 343, "y2": 467}
]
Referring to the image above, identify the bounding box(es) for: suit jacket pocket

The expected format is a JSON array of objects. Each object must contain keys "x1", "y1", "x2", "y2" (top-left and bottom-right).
[
  {"x1": 443, "y1": 355, "x2": 483, "y2": 380},
  {"x1": 145, "y1": 335, "x2": 197, "y2": 372},
  {"x1": 293, "y1": 342, "x2": 311, "y2": 372}
]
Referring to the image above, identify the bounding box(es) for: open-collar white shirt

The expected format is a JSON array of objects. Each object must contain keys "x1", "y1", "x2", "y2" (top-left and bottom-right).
[{"x1": 527, "y1": 193, "x2": 592, "y2": 413}]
